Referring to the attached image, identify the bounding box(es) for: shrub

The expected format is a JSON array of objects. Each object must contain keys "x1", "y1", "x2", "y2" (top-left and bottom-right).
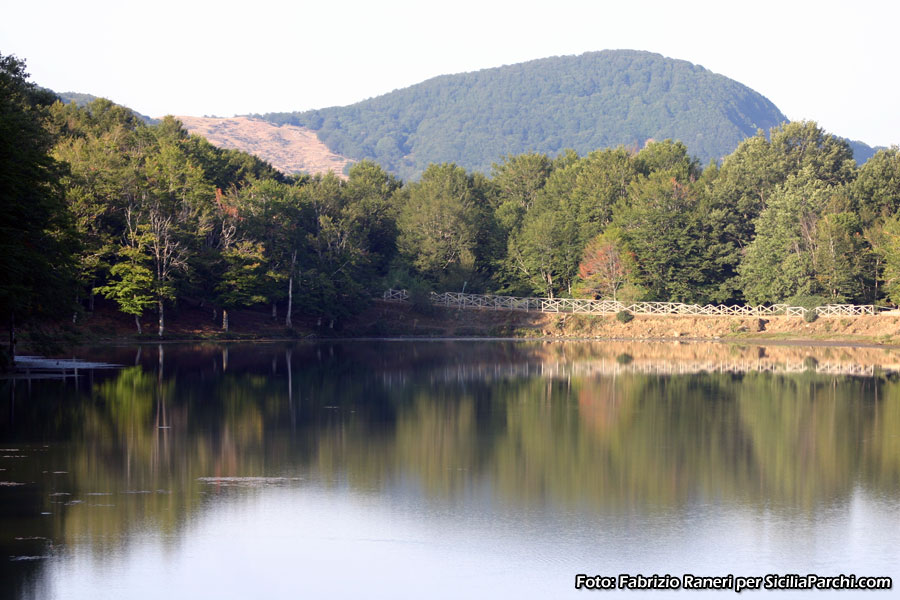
[
  {"x1": 616, "y1": 310, "x2": 634, "y2": 324},
  {"x1": 786, "y1": 294, "x2": 828, "y2": 310},
  {"x1": 803, "y1": 309, "x2": 818, "y2": 323},
  {"x1": 408, "y1": 283, "x2": 436, "y2": 316}
]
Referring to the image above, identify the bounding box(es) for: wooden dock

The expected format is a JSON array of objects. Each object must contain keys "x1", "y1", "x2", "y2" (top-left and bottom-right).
[{"x1": 3, "y1": 356, "x2": 121, "y2": 380}]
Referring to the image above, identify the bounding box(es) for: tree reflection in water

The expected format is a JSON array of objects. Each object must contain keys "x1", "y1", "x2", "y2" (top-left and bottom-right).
[{"x1": 1, "y1": 340, "x2": 899, "y2": 598}]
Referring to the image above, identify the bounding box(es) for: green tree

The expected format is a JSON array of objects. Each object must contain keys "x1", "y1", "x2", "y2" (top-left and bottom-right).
[
  {"x1": 614, "y1": 173, "x2": 710, "y2": 302},
  {"x1": 0, "y1": 54, "x2": 76, "y2": 362},
  {"x1": 633, "y1": 139, "x2": 700, "y2": 181},
  {"x1": 875, "y1": 215, "x2": 900, "y2": 305},
  {"x1": 506, "y1": 209, "x2": 573, "y2": 297},
  {"x1": 769, "y1": 120, "x2": 856, "y2": 187},
  {"x1": 49, "y1": 98, "x2": 146, "y2": 311},
  {"x1": 713, "y1": 121, "x2": 857, "y2": 252},
  {"x1": 853, "y1": 147, "x2": 900, "y2": 225},
  {"x1": 569, "y1": 147, "x2": 637, "y2": 245},
  {"x1": 492, "y1": 152, "x2": 552, "y2": 233},
  {"x1": 94, "y1": 210, "x2": 155, "y2": 333},
  {"x1": 739, "y1": 174, "x2": 831, "y2": 304},
  {"x1": 814, "y1": 211, "x2": 871, "y2": 302},
  {"x1": 396, "y1": 163, "x2": 488, "y2": 287},
  {"x1": 216, "y1": 241, "x2": 268, "y2": 331}
]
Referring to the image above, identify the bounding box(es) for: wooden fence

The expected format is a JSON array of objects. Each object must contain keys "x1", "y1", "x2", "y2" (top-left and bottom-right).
[{"x1": 382, "y1": 289, "x2": 876, "y2": 317}]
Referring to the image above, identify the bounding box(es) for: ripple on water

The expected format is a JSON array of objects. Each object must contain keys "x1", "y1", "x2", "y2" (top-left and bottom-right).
[{"x1": 197, "y1": 477, "x2": 303, "y2": 488}]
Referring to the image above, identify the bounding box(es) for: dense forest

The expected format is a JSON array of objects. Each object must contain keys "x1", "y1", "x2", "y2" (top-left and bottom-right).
[
  {"x1": 256, "y1": 50, "x2": 878, "y2": 180},
  {"x1": 4, "y1": 52, "x2": 900, "y2": 358}
]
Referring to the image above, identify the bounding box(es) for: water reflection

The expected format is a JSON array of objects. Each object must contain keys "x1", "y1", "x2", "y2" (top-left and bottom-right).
[{"x1": 1, "y1": 340, "x2": 900, "y2": 598}]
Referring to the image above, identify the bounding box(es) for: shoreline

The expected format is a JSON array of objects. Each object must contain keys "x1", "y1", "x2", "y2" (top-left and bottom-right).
[
  {"x1": 16, "y1": 332, "x2": 900, "y2": 351},
  {"x1": 10, "y1": 300, "x2": 900, "y2": 354}
]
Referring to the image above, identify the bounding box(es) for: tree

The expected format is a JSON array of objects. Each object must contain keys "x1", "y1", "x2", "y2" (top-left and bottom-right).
[
  {"x1": 814, "y1": 211, "x2": 870, "y2": 302},
  {"x1": 49, "y1": 98, "x2": 145, "y2": 311},
  {"x1": 296, "y1": 171, "x2": 394, "y2": 326},
  {"x1": 577, "y1": 228, "x2": 639, "y2": 301},
  {"x1": 94, "y1": 209, "x2": 155, "y2": 333},
  {"x1": 711, "y1": 132, "x2": 782, "y2": 249},
  {"x1": 492, "y1": 152, "x2": 552, "y2": 233},
  {"x1": 713, "y1": 121, "x2": 857, "y2": 251},
  {"x1": 768, "y1": 120, "x2": 856, "y2": 187},
  {"x1": 0, "y1": 54, "x2": 76, "y2": 362},
  {"x1": 506, "y1": 210, "x2": 569, "y2": 297},
  {"x1": 878, "y1": 215, "x2": 900, "y2": 305},
  {"x1": 613, "y1": 173, "x2": 710, "y2": 302},
  {"x1": 739, "y1": 174, "x2": 831, "y2": 304},
  {"x1": 853, "y1": 147, "x2": 900, "y2": 225},
  {"x1": 568, "y1": 147, "x2": 637, "y2": 246},
  {"x1": 216, "y1": 241, "x2": 268, "y2": 331},
  {"x1": 633, "y1": 139, "x2": 700, "y2": 181},
  {"x1": 396, "y1": 163, "x2": 482, "y2": 285},
  {"x1": 141, "y1": 118, "x2": 212, "y2": 335}
]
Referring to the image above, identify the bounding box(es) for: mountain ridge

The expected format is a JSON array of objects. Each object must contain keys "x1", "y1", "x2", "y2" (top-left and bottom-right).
[
  {"x1": 255, "y1": 50, "x2": 808, "y2": 179},
  {"x1": 57, "y1": 50, "x2": 884, "y2": 179}
]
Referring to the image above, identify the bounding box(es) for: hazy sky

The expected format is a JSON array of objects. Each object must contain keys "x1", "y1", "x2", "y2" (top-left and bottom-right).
[{"x1": 3, "y1": 0, "x2": 898, "y2": 146}]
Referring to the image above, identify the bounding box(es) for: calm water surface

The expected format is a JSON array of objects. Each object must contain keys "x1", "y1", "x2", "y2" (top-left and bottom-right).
[{"x1": 1, "y1": 340, "x2": 899, "y2": 599}]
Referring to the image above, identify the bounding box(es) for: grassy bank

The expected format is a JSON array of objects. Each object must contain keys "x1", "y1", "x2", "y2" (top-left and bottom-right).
[
  {"x1": 7, "y1": 300, "x2": 900, "y2": 355},
  {"x1": 346, "y1": 302, "x2": 900, "y2": 346}
]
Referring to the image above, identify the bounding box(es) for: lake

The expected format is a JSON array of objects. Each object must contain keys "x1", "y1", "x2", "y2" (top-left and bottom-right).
[{"x1": 1, "y1": 340, "x2": 898, "y2": 598}]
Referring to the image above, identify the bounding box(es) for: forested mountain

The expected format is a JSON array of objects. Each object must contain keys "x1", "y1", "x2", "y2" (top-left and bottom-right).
[
  {"x1": 258, "y1": 50, "x2": 809, "y2": 179},
  {"x1": 56, "y1": 51, "x2": 881, "y2": 181}
]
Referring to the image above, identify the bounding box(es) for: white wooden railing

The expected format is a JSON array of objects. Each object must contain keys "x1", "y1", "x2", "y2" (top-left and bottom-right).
[{"x1": 382, "y1": 289, "x2": 876, "y2": 317}]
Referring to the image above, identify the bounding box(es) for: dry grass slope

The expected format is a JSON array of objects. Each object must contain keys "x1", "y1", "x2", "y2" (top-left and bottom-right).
[{"x1": 175, "y1": 116, "x2": 354, "y2": 178}]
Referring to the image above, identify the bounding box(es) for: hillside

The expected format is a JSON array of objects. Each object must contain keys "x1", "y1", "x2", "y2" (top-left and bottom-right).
[
  {"x1": 258, "y1": 50, "x2": 795, "y2": 179},
  {"x1": 57, "y1": 51, "x2": 881, "y2": 180},
  {"x1": 174, "y1": 116, "x2": 354, "y2": 178},
  {"x1": 56, "y1": 91, "x2": 159, "y2": 125}
]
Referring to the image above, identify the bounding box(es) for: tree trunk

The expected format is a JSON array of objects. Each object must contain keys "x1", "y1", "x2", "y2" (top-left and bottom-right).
[
  {"x1": 9, "y1": 310, "x2": 16, "y2": 367},
  {"x1": 135, "y1": 314, "x2": 142, "y2": 335},
  {"x1": 285, "y1": 250, "x2": 297, "y2": 329},
  {"x1": 286, "y1": 273, "x2": 293, "y2": 328},
  {"x1": 158, "y1": 300, "x2": 165, "y2": 338},
  {"x1": 272, "y1": 303, "x2": 277, "y2": 320},
  {"x1": 222, "y1": 309, "x2": 229, "y2": 332}
]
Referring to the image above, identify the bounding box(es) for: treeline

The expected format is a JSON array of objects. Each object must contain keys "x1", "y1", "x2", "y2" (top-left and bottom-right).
[{"x1": 4, "y1": 53, "x2": 900, "y2": 348}]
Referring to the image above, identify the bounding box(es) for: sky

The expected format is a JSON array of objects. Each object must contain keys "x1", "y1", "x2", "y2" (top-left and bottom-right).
[{"x1": 2, "y1": 0, "x2": 898, "y2": 147}]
